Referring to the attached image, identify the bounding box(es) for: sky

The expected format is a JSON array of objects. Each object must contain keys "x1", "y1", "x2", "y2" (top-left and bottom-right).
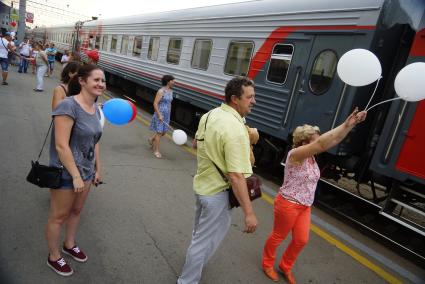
[{"x1": 16, "y1": 0, "x2": 250, "y2": 27}]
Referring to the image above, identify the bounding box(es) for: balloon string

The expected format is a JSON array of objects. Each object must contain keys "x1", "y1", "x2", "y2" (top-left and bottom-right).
[
  {"x1": 163, "y1": 122, "x2": 175, "y2": 131},
  {"x1": 364, "y1": 76, "x2": 382, "y2": 111},
  {"x1": 365, "y1": 97, "x2": 402, "y2": 112}
]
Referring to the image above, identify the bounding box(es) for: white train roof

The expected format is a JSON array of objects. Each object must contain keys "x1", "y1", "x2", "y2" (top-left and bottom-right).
[{"x1": 83, "y1": 0, "x2": 385, "y2": 27}]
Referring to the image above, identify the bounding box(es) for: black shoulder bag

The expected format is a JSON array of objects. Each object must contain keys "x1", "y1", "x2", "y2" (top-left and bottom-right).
[
  {"x1": 199, "y1": 111, "x2": 262, "y2": 208},
  {"x1": 26, "y1": 120, "x2": 63, "y2": 188}
]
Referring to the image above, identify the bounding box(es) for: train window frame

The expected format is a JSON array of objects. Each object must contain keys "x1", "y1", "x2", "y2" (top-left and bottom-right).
[
  {"x1": 266, "y1": 43, "x2": 294, "y2": 85},
  {"x1": 166, "y1": 38, "x2": 183, "y2": 65},
  {"x1": 133, "y1": 36, "x2": 143, "y2": 57},
  {"x1": 110, "y1": 35, "x2": 118, "y2": 53},
  {"x1": 121, "y1": 35, "x2": 129, "y2": 55},
  {"x1": 147, "y1": 36, "x2": 160, "y2": 61},
  {"x1": 101, "y1": 35, "x2": 108, "y2": 51},
  {"x1": 95, "y1": 35, "x2": 101, "y2": 49},
  {"x1": 308, "y1": 49, "x2": 338, "y2": 96},
  {"x1": 223, "y1": 41, "x2": 254, "y2": 77},
  {"x1": 191, "y1": 39, "x2": 213, "y2": 71}
]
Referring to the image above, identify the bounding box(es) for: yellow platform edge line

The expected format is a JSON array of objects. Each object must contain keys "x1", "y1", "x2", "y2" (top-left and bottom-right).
[{"x1": 102, "y1": 93, "x2": 403, "y2": 284}]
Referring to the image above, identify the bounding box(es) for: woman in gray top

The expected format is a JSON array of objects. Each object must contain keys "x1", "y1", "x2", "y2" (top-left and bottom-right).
[{"x1": 46, "y1": 64, "x2": 105, "y2": 276}]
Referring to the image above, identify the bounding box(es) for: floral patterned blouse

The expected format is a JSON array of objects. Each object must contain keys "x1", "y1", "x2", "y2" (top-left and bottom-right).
[{"x1": 279, "y1": 149, "x2": 320, "y2": 206}]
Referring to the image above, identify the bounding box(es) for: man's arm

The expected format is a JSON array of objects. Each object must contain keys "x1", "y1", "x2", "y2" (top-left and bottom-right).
[{"x1": 228, "y1": 172, "x2": 258, "y2": 233}]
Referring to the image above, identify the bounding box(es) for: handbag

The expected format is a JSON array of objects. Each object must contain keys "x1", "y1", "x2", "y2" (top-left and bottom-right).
[
  {"x1": 26, "y1": 120, "x2": 63, "y2": 188},
  {"x1": 212, "y1": 162, "x2": 262, "y2": 208},
  {"x1": 201, "y1": 110, "x2": 262, "y2": 208}
]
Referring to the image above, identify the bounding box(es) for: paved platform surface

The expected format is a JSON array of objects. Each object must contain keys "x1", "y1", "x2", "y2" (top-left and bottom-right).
[{"x1": 1, "y1": 65, "x2": 424, "y2": 283}]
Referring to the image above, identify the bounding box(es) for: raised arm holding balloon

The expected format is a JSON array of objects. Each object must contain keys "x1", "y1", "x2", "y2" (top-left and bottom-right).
[{"x1": 262, "y1": 107, "x2": 366, "y2": 283}]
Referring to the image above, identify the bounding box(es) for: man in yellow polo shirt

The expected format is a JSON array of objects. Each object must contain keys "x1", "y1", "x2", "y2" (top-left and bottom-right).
[{"x1": 178, "y1": 77, "x2": 258, "y2": 284}]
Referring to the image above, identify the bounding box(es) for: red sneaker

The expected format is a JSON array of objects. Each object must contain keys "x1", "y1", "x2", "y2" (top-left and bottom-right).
[
  {"x1": 62, "y1": 244, "x2": 88, "y2": 262},
  {"x1": 46, "y1": 256, "x2": 73, "y2": 276}
]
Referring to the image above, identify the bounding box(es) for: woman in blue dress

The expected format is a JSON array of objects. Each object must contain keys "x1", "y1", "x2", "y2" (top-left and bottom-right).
[{"x1": 148, "y1": 75, "x2": 175, "y2": 158}]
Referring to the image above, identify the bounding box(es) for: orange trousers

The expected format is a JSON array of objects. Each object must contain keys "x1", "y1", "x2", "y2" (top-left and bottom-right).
[{"x1": 262, "y1": 194, "x2": 311, "y2": 272}]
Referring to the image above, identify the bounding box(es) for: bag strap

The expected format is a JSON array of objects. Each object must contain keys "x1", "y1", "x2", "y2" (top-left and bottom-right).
[
  {"x1": 36, "y1": 119, "x2": 53, "y2": 161},
  {"x1": 197, "y1": 110, "x2": 229, "y2": 183},
  {"x1": 1, "y1": 38, "x2": 10, "y2": 52},
  {"x1": 36, "y1": 116, "x2": 75, "y2": 161}
]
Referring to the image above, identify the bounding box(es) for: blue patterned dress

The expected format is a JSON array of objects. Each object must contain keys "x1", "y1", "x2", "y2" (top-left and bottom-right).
[{"x1": 149, "y1": 88, "x2": 173, "y2": 133}]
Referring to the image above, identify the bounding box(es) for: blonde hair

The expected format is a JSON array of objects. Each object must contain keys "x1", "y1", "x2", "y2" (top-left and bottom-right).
[{"x1": 292, "y1": 124, "x2": 320, "y2": 148}]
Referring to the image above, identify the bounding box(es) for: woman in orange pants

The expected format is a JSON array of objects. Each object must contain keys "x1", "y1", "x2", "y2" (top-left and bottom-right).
[{"x1": 262, "y1": 108, "x2": 367, "y2": 283}]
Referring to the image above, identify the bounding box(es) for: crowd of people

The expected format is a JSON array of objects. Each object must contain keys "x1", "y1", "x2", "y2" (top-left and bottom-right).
[
  {"x1": 0, "y1": 31, "x2": 76, "y2": 91},
  {"x1": 2, "y1": 30, "x2": 369, "y2": 283}
]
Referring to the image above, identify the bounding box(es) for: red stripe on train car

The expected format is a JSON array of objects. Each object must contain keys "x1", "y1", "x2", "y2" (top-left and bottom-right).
[
  {"x1": 247, "y1": 25, "x2": 375, "y2": 79},
  {"x1": 394, "y1": 29, "x2": 425, "y2": 179},
  {"x1": 410, "y1": 28, "x2": 425, "y2": 56},
  {"x1": 395, "y1": 101, "x2": 425, "y2": 179}
]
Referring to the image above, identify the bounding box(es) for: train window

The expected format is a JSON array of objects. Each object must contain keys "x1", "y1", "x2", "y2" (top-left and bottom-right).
[
  {"x1": 266, "y1": 44, "x2": 294, "y2": 84},
  {"x1": 133, "y1": 36, "x2": 143, "y2": 56},
  {"x1": 101, "y1": 36, "x2": 108, "y2": 51},
  {"x1": 224, "y1": 41, "x2": 254, "y2": 76},
  {"x1": 95, "y1": 35, "x2": 101, "y2": 48},
  {"x1": 167, "y1": 38, "x2": 182, "y2": 64},
  {"x1": 191, "y1": 39, "x2": 212, "y2": 70},
  {"x1": 309, "y1": 50, "x2": 337, "y2": 95},
  {"x1": 110, "y1": 35, "x2": 118, "y2": 52},
  {"x1": 148, "y1": 37, "x2": 160, "y2": 61},
  {"x1": 121, "y1": 36, "x2": 129, "y2": 55},
  {"x1": 89, "y1": 36, "x2": 95, "y2": 49}
]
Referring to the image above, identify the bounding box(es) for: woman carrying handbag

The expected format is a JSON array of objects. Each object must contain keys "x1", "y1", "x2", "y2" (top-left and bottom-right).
[{"x1": 45, "y1": 64, "x2": 105, "y2": 276}]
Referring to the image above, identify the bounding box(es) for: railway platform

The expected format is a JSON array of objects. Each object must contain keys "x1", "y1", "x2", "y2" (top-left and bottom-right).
[{"x1": 0, "y1": 65, "x2": 424, "y2": 283}]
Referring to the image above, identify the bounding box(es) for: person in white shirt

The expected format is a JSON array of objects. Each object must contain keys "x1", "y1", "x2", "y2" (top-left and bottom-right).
[
  {"x1": 18, "y1": 38, "x2": 32, "y2": 73},
  {"x1": 61, "y1": 50, "x2": 70, "y2": 68},
  {"x1": 0, "y1": 32, "x2": 19, "y2": 85}
]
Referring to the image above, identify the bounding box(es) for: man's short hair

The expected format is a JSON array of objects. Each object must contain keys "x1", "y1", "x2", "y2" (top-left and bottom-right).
[{"x1": 224, "y1": 76, "x2": 254, "y2": 103}]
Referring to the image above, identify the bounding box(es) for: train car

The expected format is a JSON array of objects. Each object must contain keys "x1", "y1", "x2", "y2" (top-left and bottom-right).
[{"x1": 29, "y1": 0, "x2": 425, "y2": 234}]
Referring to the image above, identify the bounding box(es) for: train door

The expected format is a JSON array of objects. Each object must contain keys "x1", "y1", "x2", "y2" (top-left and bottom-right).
[{"x1": 289, "y1": 35, "x2": 354, "y2": 132}]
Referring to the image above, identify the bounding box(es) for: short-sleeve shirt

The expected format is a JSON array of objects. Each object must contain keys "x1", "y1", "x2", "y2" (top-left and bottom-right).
[
  {"x1": 46, "y1": 47, "x2": 57, "y2": 62},
  {"x1": 35, "y1": 51, "x2": 48, "y2": 67},
  {"x1": 279, "y1": 149, "x2": 321, "y2": 206},
  {"x1": 0, "y1": 38, "x2": 9, "y2": 58},
  {"x1": 49, "y1": 97, "x2": 103, "y2": 181},
  {"x1": 193, "y1": 103, "x2": 252, "y2": 196}
]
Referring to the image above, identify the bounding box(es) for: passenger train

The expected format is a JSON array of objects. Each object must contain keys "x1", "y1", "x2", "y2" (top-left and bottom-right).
[{"x1": 29, "y1": 0, "x2": 425, "y2": 235}]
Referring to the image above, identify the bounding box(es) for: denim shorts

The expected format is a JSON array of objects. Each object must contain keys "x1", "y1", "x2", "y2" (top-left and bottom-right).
[
  {"x1": 54, "y1": 175, "x2": 94, "y2": 190},
  {"x1": 0, "y1": 57, "x2": 9, "y2": 72}
]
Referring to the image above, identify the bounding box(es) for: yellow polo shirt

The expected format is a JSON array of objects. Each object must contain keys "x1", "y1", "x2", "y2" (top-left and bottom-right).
[{"x1": 193, "y1": 103, "x2": 252, "y2": 196}]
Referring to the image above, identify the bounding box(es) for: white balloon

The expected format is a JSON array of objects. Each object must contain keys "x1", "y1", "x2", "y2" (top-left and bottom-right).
[
  {"x1": 172, "y1": 129, "x2": 187, "y2": 145},
  {"x1": 337, "y1": 49, "x2": 382, "y2": 86},
  {"x1": 394, "y1": 62, "x2": 425, "y2": 102},
  {"x1": 98, "y1": 105, "x2": 105, "y2": 128}
]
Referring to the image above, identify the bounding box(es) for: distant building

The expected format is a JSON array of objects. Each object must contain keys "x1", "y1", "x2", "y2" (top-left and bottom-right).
[{"x1": 0, "y1": 1, "x2": 11, "y2": 34}]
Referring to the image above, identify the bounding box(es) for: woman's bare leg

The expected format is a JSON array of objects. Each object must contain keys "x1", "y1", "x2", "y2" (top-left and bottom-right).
[
  {"x1": 64, "y1": 182, "x2": 91, "y2": 249},
  {"x1": 46, "y1": 189, "x2": 76, "y2": 260}
]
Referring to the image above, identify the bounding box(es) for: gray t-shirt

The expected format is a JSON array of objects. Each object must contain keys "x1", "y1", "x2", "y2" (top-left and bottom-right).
[{"x1": 49, "y1": 97, "x2": 102, "y2": 181}]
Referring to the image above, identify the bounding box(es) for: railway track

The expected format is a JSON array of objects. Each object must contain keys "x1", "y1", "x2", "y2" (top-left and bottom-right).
[{"x1": 315, "y1": 178, "x2": 425, "y2": 266}]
